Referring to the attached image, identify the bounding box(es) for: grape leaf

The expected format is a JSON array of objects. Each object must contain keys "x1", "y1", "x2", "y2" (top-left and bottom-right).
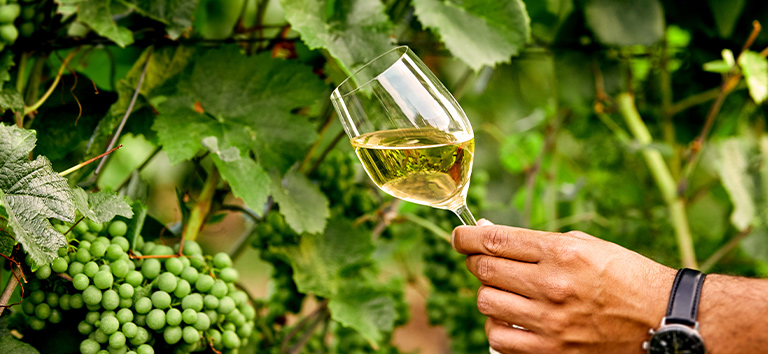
[
  {"x1": 738, "y1": 51, "x2": 768, "y2": 104},
  {"x1": 270, "y1": 170, "x2": 329, "y2": 234},
  {"x1": 413, "y1": 0, "x2": 530, "y2": 71},
  {"x1": 154, "y1": 48, "x2": 324, "y2": 171},
  {"x1": 0, "y1": 205, "x2": 14, "y2": 256},
  {"x1": 277, "y1": 217, "x2": 373, "y2": 296},
  {"x1": 0, "y1": 335, "x2": 40, "y2": 354},
  {"x1": 0, "y1": 89, "x2": 22, "y2": 113},
  {"x1": 717, "y1": 139, "x2": 756, "y2": 231},
  {"x1": 116, "y1": 0, "x2": 200, "y2": 39},
  {"x1": 584, "y1": 0, "x2": 665, "y2": 46},
  {"x1": 203, "y1": 137, "x2": 270, "y2": 216},
  {"x1": 0, "y1": 125, "x2": 73, "y2": 267},
  {"x1": 77, "y1": 0, "x2": 134, "y2": 48},
  {"x1": 0, "y1": 52, "x2": 14, "y2": 90},
  {"x1": 280, "y1": 0, "x2": 395, "y2": 73},
  {"x1": 115, "y1": 200, "x2": 148, "y2": 250},
  {"x1": 71, "y1": 188, "x2": 133, "y2": 224},
  {"x1": 329, "y1": 282, "x2": 397, "y2": 349}
]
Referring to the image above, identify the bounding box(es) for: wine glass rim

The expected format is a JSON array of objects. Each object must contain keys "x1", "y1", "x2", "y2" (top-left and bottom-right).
[{"x1": 331, "y1": 46, "x2": 411, "y2": 101}]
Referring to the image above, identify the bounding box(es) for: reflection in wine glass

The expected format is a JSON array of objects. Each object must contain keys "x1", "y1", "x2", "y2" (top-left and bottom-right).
[{"x1": 331, "y1": 46, "x2": 477, "y2": 226}]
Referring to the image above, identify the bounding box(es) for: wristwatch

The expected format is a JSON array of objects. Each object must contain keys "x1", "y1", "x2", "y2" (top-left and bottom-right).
[{"x1": 643, "y1": 268, "x2": 707, "y2": 354}]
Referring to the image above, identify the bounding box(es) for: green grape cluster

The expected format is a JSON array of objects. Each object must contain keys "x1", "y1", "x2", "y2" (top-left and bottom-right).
[
  {"x1": 311, "y1": 150, "x2": 379, "y2": 218},
  {"x1": 249, "y1": 210, "x2": 305, "y2": 322},
  {"x1": 0, "y1": 0, "x2": 20, "y2": 48},
  {"x1": 24, "y1": 217, "x2": 257, "y2": 354}
]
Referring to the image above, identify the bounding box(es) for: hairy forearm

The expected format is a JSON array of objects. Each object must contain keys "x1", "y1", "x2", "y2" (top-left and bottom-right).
[{"x1": 699, "y1": 274, "x2": 768, "y2": 353}]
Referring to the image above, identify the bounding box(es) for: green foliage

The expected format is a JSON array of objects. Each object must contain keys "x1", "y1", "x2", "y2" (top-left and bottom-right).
[
  {"x1": 584, "y1": 0, "x2": 665, "y2": 46},
  {"x1": 77, "y1": 0, "x2": 134, "y2": 47},
  {"x1": 413, "y1": 0, "x2": 530, "y2": 71}
]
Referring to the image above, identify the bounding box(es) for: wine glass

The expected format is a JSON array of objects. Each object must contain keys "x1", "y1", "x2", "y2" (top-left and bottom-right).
[
  {"x1": 332, "y1": 46, "x2": 506, "y2": 353},
  {"x1": 331, "y1": 46, "x2": 477, "y2": 226}
]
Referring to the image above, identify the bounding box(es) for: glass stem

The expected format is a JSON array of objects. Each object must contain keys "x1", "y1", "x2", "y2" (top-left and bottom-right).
[{"x1": 452, "y1": 203, "x2": 477, "y2": 226}]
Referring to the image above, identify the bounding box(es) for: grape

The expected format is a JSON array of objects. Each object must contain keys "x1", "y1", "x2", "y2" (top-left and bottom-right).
[
  {"x1": 222, "y1": 330, "x2": 240, "y2": 349},
  {"x1": 102, "y1": 290, "x2": 120, "y2": 310},
  {"x1": 182, "y1": 326, "x2": 200, "y2": 344},
  {"x1": 149, "y1": 245, "x2": 173, "y2": 256},
  {"x1": 119, "y1": 297, "x2": 133, "y2": 309},
  {"x1": 116, "y1": 308, "x2": 134, "y2": 324},
  {"x1": 240, "y1": 304, "x2": 256, "y2": 321},
  {"x1": 204, "y1": 310, "x2": 219, "y2": 324},
  {"x1": 219, "y1": 267, "x2": 238, "y2": 282},
  {"x1": 29, "y1": 317, "x2": 46, "y2": 330},
  {"x1": 90, "y1": 242, "x2": 107, "y2": 258},
  {"x1": 106, "y1": 244, "x2": 124, "y2": 262},
  {"x1": 182, "y1": 241, "x2": 202, "y2": 256},
  {"x1": 151, "y1": 291, "x2": 171, "y2": 309},
  {"x1": 80, "y1": 339, "x2": 101, "y2": 354},
  {"x1": 109, "y1": 221, "x2": 128, "y2": 237},
  {"x1": 156, "y1": 272, "x2": 177, "y2": 293},
  {"x1": 87, "y1": 220, "x2": 104, "y2": 233},
  {"x1": 74, "y1": 221, "x2": 90, "y2": 235},
  {"x1": 122, "y1": 322, "x2": 138, "y2": 338},
  {"x1": 83, "y1": 286, "x2": 103, "y2": 305},
  {"x1": 195, "y1": 275, "x2": 214, "y2": 292},
  {"x1": 164, "y1": 257, "x2": 184, "y2": 275},
  {"x1": 93, "y1": 328, "x2": 109, "y2": 344},
  {"x1": 146, "y1": 309, "x2": 166, "y2": 330},
  {"x1": 173, "y1": 279, "x2": 191, "y2": 298},
  {"x1": 76, "y1": 248, "x2": 93, "y2": 263},
  {"x1": 111, "y1": 259, "x2": 130, "y2": 278},
  {"x1": 48, "y1": 309, "x2": 62, "y2": 324},
  {"x1": 141, "y1": 259, "x2": 161, "y2": 279},
  {"x1": 194, "y1": 312, "x2": 210, "y2": 330},
  {"x1": 203, "y1": 294, "x2": 219, "y2": 310},
  {"x1": 109, "y1": 331, "x2": 126, "y2": 349},
  {"x1": 71, "y1": 293, "x2": 85, "y2": 309},
  {"x1": 29, "y1": 289, "x2": 44, "y2": 304},
  {"x1": 206, "y1": 329, "x2": 222, "y2": 350},
  {"x1": 130, "y1": 327, "x2": 150, "y2": 346},
  {"x1": 94, "y1": 270, "x2": 114, "y2": 289},
  {"x1": 79, "y1": 320, "x2": 94, "y2": 335},
  {"x1": 45, "y1": 292, "x2": 59, "y2": 308},
  {"x1": 134, "y1": 314, "x2": 146, "y2": 327},
  {"x1": 217, "y1": 297, "x2": 235, "y2": 315},
  {"x1": 83, "y1": 261, "x2": 100, "y2": 277},
  {"x1": 21, "y1": 299, "x2": 35, "y2": 315},
  {"x1": 163, "y1": 325, "x2": 182, "y2": 344},
  {"x1": 213, "y1": 252, "x2": 232, "y2": 268},
  {"x1": 135, "y1": 297, "x2": 152, "y2": 314},
  {"x1": 100, "y1": 316, "x2": 120, "y2": 334},
  {"x1": 34, "y1": 303, "x2": 51, "y2": 319},
  {"x1": 136, "y1": 344, "x2": 154, "y2": 354},
  {"x1": 52, "y1": 257, "x2": 68, "y2": 273},
  {"x1": 230, "y1": 291, "x2": 248, "y2": 307},
  {"x1": 119, "y1": 283, "x2": 135, "y2": 298},
  {"x1": 210, "y1": 280, "x2": 228, "y2": 298},
  {"x1": 182, "y1": 309, "x2": 197, "y2": 324},
  {"x1": 73, "y1": 273, "x2": 90, "y2": 290},
  {"x1": 166, "y1": 308, "x2": 182, "y2": 326},
  {"x1": 181, "y1": 294, "x2": 203, "y2": 311},
  {"x1": 35, "y1": 264, "x2": 51, "y2": 279},
  {"x1": 124, "y1": 271, "x2": 142, "y2": 287},
  {"x1": 180, "y1": 267, "x2": 199, "y2": 283},
  {"x1": 69, "y1": 261, "x2": 85, "y2": 277}
]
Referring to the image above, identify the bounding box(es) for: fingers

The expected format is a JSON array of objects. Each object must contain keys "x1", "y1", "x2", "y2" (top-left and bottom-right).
[
  {"x1": 476, "y1": 285, "x2": 542, "y2": 332},
  {"x1": 467, "y1": 255, "x2": 540, "y2": 298},
  {"x1": 486, "y1": 318, "x2": 549, "y2": 354},
  {"x1": 452, "y1": 224, "x2": 552, "y2": 262}
]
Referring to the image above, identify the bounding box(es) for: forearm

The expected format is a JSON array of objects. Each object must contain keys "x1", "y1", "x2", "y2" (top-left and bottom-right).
[{"x1": 698, "y1": 274, "x2": 768, "y2": 353}]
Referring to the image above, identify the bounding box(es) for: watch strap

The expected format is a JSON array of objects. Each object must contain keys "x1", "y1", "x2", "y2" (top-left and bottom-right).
[{"x1": 665, "y1": 268, "x2": 706, "y2": 326}]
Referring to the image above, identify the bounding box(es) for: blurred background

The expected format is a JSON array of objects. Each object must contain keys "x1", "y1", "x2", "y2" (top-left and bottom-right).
[{"x1": 3, "y1": 0, "x2": 768, "y2": 353}]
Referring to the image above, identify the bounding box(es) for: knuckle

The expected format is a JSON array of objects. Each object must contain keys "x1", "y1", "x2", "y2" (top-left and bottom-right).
[
  {"x1": 476, "y1": 287, "x2": 494, "y2": 315},
  {"x1": 553, "y1": 240, "x2": 583, "y2": 265},
  {"x1": 482, "y1": 227, "x2": 509, "y2": 256},
  {"x1": 474, "y1": 256, "x2": 495, "y2": 284},
  {"x1": 544, "y1": 276, "x2": 576, "y2": 304}
]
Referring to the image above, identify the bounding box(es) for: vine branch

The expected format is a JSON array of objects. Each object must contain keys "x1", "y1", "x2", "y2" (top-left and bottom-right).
[
  {"x1": 95, "y1": 48, "x2": 153, "y2": 175},
  {"x1": 700, "y1": 226, "x2": 753, "y2": 273},
  {"x1": 182, "y1": 169, "x2": 220, "y2": 242},
  {"x1": 22, "y1": 48, "x2": 80, "y2": 117}
]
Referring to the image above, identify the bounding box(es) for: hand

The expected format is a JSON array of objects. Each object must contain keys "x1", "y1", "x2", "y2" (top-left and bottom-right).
[{"x1": 452, "y1": 221, "x2": 676, "y2": 354}]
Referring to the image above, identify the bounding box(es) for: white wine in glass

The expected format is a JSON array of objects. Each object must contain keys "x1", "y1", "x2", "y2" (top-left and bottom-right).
[{"x1": 331, "y1": 46, "x2": 477, "y2": 225}]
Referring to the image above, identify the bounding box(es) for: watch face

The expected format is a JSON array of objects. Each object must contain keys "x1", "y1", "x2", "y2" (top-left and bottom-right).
[{"x1": 648, "y1": 325, "x2": 706, "y2": 354}]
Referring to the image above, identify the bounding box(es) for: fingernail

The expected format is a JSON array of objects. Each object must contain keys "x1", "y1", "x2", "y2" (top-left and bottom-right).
[
  {"x1": 450, "y1": 228, "x2": 456, "y2": 250},
  {"x1": 477, "y1": 218, "x2": 493, "y2": 226}
]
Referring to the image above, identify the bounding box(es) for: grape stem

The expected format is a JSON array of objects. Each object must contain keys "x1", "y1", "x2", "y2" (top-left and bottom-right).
[
  {"x1": 183, "y1": 169, "x2": 221, "y2": 242},
  {"x1": 22, "y1": 48, "x2": 80, "y2": 117},
  {"x1": 282, "y1": 299, "x2": 329, "y2": 354},
  {"x1": 0, "y1": 267, "x2": 22, "y2": 316}
]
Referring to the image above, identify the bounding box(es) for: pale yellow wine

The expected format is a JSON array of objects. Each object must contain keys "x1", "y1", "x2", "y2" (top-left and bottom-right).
[{"x1": 351, "y1": 127, "x2": 474, "y2": 209}]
